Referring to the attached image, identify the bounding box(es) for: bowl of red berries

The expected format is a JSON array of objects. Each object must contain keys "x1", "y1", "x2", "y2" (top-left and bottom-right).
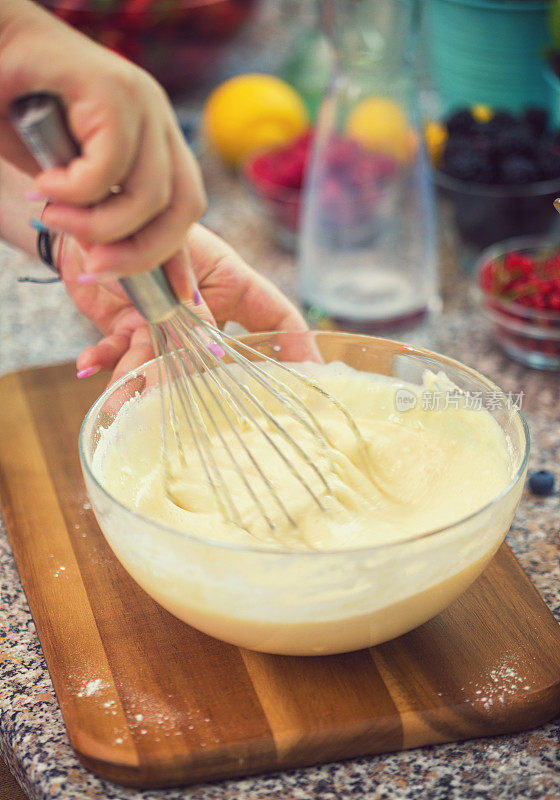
[
  {"x1": 242, "y1": 132, "x2": 311, "y2": 250},
  {"x1": 243, "y1": 130, "x2": 399, "y2": 251},
  {"x1": 476, "y1": 236, "x2": 560, "y2": 370},
  {"x1": 432, "y1": 106, "x2": 560, "y2": 257},
  {"x1": 39, "y1": 0, "x2": 258, "y2": 98}
]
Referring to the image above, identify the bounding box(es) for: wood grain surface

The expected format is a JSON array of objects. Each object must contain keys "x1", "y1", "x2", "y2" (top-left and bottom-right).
[
  {"x1": 0, "y1": 758, "x2": 27, "y2": 800},
  {"x1": 0, "y1": 362, "x2": 559, "y2": 789}
]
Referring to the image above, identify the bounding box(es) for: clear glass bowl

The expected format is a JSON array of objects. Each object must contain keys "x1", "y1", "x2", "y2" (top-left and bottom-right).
[
  {"x1": 475, "y1": 236, "x2": 560, "y2": 371},
  {"x1": 79, "y1": 331, "x2": 529, "y2": 656}
]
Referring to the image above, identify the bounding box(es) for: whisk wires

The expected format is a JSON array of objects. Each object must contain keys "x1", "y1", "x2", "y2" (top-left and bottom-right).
[{"x1": 148, "y1": 306, "x2": 370, "y2": 536}]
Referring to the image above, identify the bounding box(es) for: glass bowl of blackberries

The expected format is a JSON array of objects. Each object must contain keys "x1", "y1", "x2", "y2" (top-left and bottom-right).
[
  {"x1": 475, "y1": 236, "x2": 560, "y2": 370},
  {"x1": 433, "y1": 106, "x2": 560, "y2": 260}
]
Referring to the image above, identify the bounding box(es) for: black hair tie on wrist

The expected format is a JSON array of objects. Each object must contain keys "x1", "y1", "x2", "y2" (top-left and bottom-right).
[
  {"x1": 18, "y1": 202, "x2": 61, "y2": 284},
  {"x1": 37, "y1": 227, "x2": 57, "y2": 273}
]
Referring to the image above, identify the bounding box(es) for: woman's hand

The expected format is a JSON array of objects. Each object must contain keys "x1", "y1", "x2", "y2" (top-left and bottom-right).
[
  {"x1": 0, "y1": 0, "x2": 206, "y2": 287},
  {"x1": 0, "y1": 4, "x2": 308, "y2": 384},
  {"x1": 59, "y1": 224, "x2": 308, "y2": 385}
]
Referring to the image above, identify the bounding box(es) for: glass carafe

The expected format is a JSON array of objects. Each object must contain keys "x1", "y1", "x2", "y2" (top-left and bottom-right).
[{"x1": 298, "y1": 0, "x2": 439, "y2": 332}]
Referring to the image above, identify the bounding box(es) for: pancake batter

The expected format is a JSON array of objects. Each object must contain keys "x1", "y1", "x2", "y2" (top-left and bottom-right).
[{"x1": 88, "y1": 361, "x2": 522, "y2": 654}]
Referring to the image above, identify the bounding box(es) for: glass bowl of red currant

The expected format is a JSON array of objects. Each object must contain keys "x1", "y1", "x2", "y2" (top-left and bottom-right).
[{"x1": 476, "y1": 236, "x2": 560, "y2": 370}]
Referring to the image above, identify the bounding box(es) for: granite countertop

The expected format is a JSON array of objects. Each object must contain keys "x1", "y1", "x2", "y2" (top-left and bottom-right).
[{"x1": 0, "y1": 159, "x2": 559, "y2": 800}]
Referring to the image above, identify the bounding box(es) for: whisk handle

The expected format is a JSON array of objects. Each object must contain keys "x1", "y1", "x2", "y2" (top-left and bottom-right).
[
  {"x1": 119, "y1": 271, "x2": 179, "y2": 323},
  {"x1": 10, "y1": 92, "x2": 180, "y2": 323}
]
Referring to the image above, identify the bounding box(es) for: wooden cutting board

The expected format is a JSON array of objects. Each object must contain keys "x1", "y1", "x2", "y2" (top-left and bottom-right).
[{"x1": 1, "y1": 362, "x2": 560, "y2": 789}]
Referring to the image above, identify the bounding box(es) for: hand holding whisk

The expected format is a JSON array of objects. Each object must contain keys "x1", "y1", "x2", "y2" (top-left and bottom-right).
[{"x1": 11, "y1": 93, "x2": 371, "y2": 538}]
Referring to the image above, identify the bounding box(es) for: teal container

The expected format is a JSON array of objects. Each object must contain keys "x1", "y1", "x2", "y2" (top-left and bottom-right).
[
  {"x1": 424, "y1": 0, "x2": 551, "y2": 114},
  {"x1": 544, "y1": 62, "x2": 560, "y2": 126}
]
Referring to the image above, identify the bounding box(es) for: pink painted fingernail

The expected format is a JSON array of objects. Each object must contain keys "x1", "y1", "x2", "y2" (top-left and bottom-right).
[
  {"x1": 26, "y1": 190, "x2": 45, "y2": 201},
  {"x1": 77, "y1": 271, "x2": 120, "y2": 285},
  {"x1": 194, "y1": 326, "x2": 225, "y2": 358},
  {"x1": 77, "y1": 366, "x2": 100, "y2": 379},
  {"x1": 193, "y1": 289, "x2": 202, "y2": 306},
  {"x1": 76, "y1": 273, "x2": 97, "y2": 285},
  {"x1": 208, "y1": 342, "x2": 225, "y2": 358}
]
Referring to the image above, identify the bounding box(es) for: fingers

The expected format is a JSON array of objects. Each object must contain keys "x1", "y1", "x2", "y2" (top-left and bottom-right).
[
  {"x1": 41, "y1": 115, "x2": 170, "y2": 242},
  {"x1": 160, "y1": 244, "x2": 194, "y2": 300},
  {"x1": 0, "y1": 3, "x2": 144, "y2": 196},
  {"x1": 231, "y1": 277, "x2": 309, "y2": 333},
  {"x1": 74, "y1": 219, "x2": 314, "y2": 386},
  {"x1": 76, "y1": 304, "x2": 146, "y2": 372},
  {"x1": 185, "y1": 224, "x2": 317, "y2": 363},
  {"x1": 34, "y1": 113, "x2": 139, "y2": 205},
  {"x1": 32, "y1": 65, "x2": 147, "y2": 205},
  {"x1": 44, "y1": 121, "x2": 206, "y2": 279},
  {"x1": 163, "y1": 248, "x2": 216, "y2": 326},
  {"x1": 186, "y1": 224, "x2": 308, "y2": 333},
  {"x1": 107, "y1": 326, "x2": 156, "y2": 385},
  {"x1": 77, "y1": 323, "x2": 155, "y2": 387},
  {"x1": 77, "y1": 335, "x2": 129, "y2": 376},
  {"x1": 20, "y1": 60, "x2": 206, "y2": 280}
]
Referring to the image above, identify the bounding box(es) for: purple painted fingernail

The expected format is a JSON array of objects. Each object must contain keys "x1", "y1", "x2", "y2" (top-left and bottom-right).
[
  {"x1": 29, "y1": 218, "x2": 49, "y2": 232},
  {"x1": 193, "y1": 289, "x2": 202, "y2": 306},
  {"x1": 76, "y1": 366, "x2": 99, "y2": 379},
  {"x1": 26, "y1": 190, "x2": 45, "y2": 201}
]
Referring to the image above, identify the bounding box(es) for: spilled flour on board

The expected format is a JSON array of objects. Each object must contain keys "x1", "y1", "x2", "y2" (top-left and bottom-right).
[
  {"x1": 458, "y1": 653, "x2": 534, "y2": 712},
  {"x1": 77, "y1": 678, "x2": 105, "y2": 698}
]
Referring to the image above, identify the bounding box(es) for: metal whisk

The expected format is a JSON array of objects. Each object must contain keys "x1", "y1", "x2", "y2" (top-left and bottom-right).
[
  {"x1": 12, "y1": 93, "x2": 368, "y2": 535},
  {"x1": 149, "y1": 312, "x2": 373, "y2": 533}
]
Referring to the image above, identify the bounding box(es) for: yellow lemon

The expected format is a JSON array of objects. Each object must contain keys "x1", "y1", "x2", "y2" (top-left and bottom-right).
[
  {"x1": 202, "y1": 74, "x2": 309, "y2": 167},
  {"x1": 424, "y1": 119, "x2": 447, "y2": 166},
  {"x1": 346, "y1": 96, "x2": 414, "y2": 162}
]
